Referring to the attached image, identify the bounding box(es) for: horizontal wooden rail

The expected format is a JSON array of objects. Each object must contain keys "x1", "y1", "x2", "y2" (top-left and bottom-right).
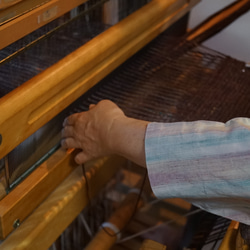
[
  {"x1": 0, "y1": 148, "x2": 77, "y2": 239},
  {"x1": 0, "y1": 0, "x2": 24, "y2": 10},
  {"x1": 0, "y1": 0, "x2": 88, "y2": 49},
  {"x1": 0, "y1": 0, "x2": 49, "y2": 25},
  {"x1": 0, "y1": 0, "x2": 199, "y2": 159}
]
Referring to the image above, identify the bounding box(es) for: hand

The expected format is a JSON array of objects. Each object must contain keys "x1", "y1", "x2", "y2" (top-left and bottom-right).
[
  {"x1": 61, "y1": 99, "x2": 149, "y2": 166},
  {"x1": 61, "y1": 100, "x2": 126, "y2": 164}
]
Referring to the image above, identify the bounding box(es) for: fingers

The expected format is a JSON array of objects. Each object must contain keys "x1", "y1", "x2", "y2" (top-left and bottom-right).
[
  {"x1": 61, "y1": 126, "x2": 74, "y2": 138},
  {"x1": 61, "y1": 137, "x2": 80, "y2": 149},
  {"x1": 75, "y1": 151, "x2": 91, "y2": 165},
  {"x1": 63, "y1": 117, "x2": 72, "y2": 127},
  {"x1": 63, "y1": 113, "x2": 78, "y2": 127},
  {"x1": 89, "y1": 104, "x2": 96, "y2": 110}
]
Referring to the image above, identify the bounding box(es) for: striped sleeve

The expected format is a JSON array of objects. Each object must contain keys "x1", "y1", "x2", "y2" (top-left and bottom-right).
[{"x1": 145, "y1": 118, "x2": 250, "y2": 224}]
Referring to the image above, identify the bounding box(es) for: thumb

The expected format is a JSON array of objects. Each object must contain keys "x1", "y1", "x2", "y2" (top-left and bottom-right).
[
  {"x1": 75, "y1": 151, "x2": 92, "y2": 165},
  {"x1": 89, "y1": 104, "x2": 96, "y2": 110}
]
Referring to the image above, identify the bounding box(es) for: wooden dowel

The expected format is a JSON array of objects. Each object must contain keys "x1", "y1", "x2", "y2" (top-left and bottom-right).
[
  {"x1": 187, "y1": 0, "x2": 250, "y2": 43},
  {"x1": 85, "y1": 176, "x2": 147, "y2": 250},
  {"x1": 218, "y1": 221, "x2": 239, "y2": 250}
]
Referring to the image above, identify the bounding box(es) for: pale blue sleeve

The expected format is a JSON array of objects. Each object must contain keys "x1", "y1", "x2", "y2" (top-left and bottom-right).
[{"x1": 145, "y1": 118, "x2": 250, "y2": 224}]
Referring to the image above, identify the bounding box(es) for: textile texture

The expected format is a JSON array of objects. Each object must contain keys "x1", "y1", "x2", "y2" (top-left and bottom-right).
[{"x1": 145, "y1": 118, "x2": 250, "y2": 224}]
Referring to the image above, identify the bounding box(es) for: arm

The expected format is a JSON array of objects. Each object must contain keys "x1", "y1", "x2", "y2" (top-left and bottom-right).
[{"x1": 61, "y1": 100, "x2": 250, "y2": 223}]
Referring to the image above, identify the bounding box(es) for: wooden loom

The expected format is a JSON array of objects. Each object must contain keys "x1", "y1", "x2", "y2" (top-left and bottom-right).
[{"x1": 0, "y1": 0, "x2": 199, "y2": 249}]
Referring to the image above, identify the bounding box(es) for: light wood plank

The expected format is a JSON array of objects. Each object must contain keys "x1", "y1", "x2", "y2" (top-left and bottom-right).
[{"x1": 0, "y1": 148, "x2": 78, "y2": 239}]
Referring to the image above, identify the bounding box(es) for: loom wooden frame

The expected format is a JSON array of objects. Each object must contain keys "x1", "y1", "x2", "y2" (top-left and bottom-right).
[{"x1": 0, "y1": 0, "x2": 199, "y2": 245}]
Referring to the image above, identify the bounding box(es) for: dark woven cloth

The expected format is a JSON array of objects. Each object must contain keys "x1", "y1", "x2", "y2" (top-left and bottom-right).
[
  {"x1": 77, "y1": 33, "x2": 250, "y2": 124},
  {"x1": 240, "y1": 223, "x2": 250, "y2": 245}
]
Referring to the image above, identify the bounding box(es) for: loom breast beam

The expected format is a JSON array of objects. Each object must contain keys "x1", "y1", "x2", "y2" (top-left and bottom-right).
[
  {"x1": 0, "y1": 0, "x2": 199, "y2": 159},
  {"x1": 0, "y1": 0, "x2": 199, "y2": 239}
]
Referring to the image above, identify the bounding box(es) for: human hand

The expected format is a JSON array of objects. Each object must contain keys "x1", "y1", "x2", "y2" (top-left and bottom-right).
[{"x1": 61, "y1": 100, "x2": 126, "y2": 164}]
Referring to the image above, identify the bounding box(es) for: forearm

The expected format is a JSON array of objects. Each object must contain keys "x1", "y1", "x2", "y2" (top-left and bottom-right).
[{"x1": 110, "y1": 117, "x2": 149, "y2": 167}]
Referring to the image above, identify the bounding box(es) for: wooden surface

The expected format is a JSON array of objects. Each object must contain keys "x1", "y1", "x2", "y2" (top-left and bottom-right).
[
  {"x1": 0, "y1": 0, "x2": 88, "y2": 49},
  {"x1": 0, "y1": 0, "x2": 50, "y2": 25},
  {"x1": 0, "y1": 0, "x2": 24, "y2": 10},
  {"x1": 218, "y1": 221, "x2": 239, "y2": 250},
  {"x1": 0, "y1": 0, "x2": 199, "y2": 160},
  {"x1": 140, "y1": 240, "x2": 166, "y2": 250},
  {"x1": 0, "y1": 148, "x2": 78, "y2": 239},
  {"x1": 0, "y1": 156, "x2": 126, "y2": 249}
]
